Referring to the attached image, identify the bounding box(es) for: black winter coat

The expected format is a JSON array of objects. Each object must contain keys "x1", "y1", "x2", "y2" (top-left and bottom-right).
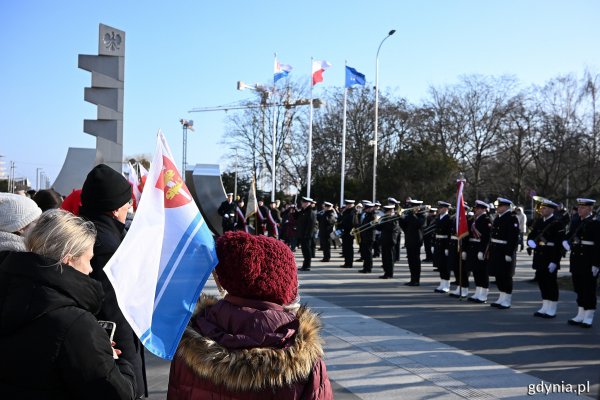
[
  {"x1": 0, "y1": 251, "x2": 136, "y2": 399},
  {"x1": 79, "y1": 211, "x2": 145, "y2": 398}
]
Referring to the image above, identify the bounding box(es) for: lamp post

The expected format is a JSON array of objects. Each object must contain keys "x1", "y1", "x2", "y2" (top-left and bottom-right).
[
  {"x1": 232, "y1": 148, "x2": 238, "y2": 200},
  {"x1": 373, "y1": 29, "x2": 396, "y2": 202},
  {"x1": 180, "y1": 119, "x2": 194, "y2": 181}
]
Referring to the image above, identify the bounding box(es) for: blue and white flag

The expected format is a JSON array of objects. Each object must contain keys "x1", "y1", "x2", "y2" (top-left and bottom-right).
[{"x1": 105, "y1": 130, "x2": 218, "y2": 360}]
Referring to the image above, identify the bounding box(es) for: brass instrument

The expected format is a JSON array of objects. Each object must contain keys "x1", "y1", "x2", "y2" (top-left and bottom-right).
[
  {"x1": 350, "y1": 205, "x2": 430, "y2": 235},
  {"x1": 532, "y1": 195, "x2": 547, "y2": 215}
]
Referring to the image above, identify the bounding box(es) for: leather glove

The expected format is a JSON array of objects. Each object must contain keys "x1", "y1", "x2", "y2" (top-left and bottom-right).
[
  {"x1": 562, "y1": 240, "x2": 570, "y2": 252},
  {"x1": 505, "y1": 255, "x2": 512, "y2": 262},
  {"x1": 526, "y1": 247, "x2": 532, "y2": 256},
  {"x1": 461, "y1": 251, "x2": 467, "y2": 260},
  {"x1": 527, "y1": 239, "x2": 537, "y2": 249},
  {"x1": 548, "y1": 262, "x2": 557, "y2": 273},
  {"x1": 444, "y1": 249, "x2": 449, "y2": 256},
  {"x1": 477, "y1": 251, "x2": 484, "y2": 261},
  {"x1": 593, "y1": 266, "x2": 599, "y2": 277}
]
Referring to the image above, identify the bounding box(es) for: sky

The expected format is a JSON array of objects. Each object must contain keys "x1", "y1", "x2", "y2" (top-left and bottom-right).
[{"x1": 1, "y1": 1, "x2": 600, "y2": 190}]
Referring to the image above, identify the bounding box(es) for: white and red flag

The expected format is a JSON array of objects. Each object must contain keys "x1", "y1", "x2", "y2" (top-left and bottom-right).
[
  {"x1": 456, "y1": 178, "x2": 468, "y2": 240},
  {"x1": 312, "y1": 60, "x2": 332, "y2": 86}
]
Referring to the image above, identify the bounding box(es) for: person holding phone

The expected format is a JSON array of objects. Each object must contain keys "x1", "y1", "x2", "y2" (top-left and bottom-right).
[{"x1": 0, "y1": 209, "x2": 136, "y2": 399}]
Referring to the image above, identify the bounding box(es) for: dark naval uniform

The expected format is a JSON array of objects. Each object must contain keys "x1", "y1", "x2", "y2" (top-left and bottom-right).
[
  {"x1": 489, "y1": 209, "x2": 520, "y2": 300},
  {"x1": 378, "y1": 212, "x2": 400, "y2": 278},
  {"x1": 359, "y1": 209, "x2": 377, "y2": 273},
  {"x1": 466, "y1": 211, "x2": 491, "y2": 302},
  {"x1": 433, "y1": 213, "x2": 452, "y2": 281},
  {"x1": 398, "y1": 210, "x2": 425, "y2": 285},
  {"x1": 296, "y1": 204, "x2": 317, "y2": 271},
  {"x1": 339, "y1": 205, "x2": 356, "y2": 268},
  {"x1": 527, "y1": 214, "x2": 565, "y2": 305},
  {"x1": 317, "y1": 207, "x2": 337, "y2": 261},
  {"x1": 567, "y1": 214, "x2": 600, "y2": 316},
  {"x1": 217, "y1": 198, "x2": 237, "y2": 232}
]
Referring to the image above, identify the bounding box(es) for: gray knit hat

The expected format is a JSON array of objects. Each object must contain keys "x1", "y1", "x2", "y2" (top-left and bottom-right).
[{"x1": 0, "y1": 193, "x2": 42, "y2": 233}]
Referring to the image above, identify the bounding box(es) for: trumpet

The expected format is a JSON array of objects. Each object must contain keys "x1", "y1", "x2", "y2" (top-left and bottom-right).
[
  {"x1": 532, "y1": 195, "x2": 547, "y2": 215},
  {"x1": 396, "y1": 204, "x2": 431, "y2": 215}
]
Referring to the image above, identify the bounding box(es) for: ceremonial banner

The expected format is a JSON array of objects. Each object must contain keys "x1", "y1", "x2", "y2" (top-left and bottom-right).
[
  {"x1": 105, "y1": 130, "x2": 218, "y2": 360},
  {"x1": 456, "y1": 178, "x2": 468, "y2": 240}
]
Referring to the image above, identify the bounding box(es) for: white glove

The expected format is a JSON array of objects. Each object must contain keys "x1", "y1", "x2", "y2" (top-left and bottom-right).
[
  {"x1": 562, "y1": 240, "x2": 570, "y2": 251},
  {"x1": 477, "y1": 251, "x2": 484, "y2": 261},
  {"x1": 461, "y1": 251, "x2": 467, "y2": 260},
  {"x1": 223, "y1": 214, "x2": 230, "y2": 218},
  {"x1": 505, "y1": 255, "x2": 512, "y2": 262},
  {"x1": 548, "y1": 262, "x2": 557, "y2": 273},
  {"x1": 444, "y1": 249, "x2": 449, "y2": 256},
  {"x1": 527, "y1": 239, "x2": 537, "y2": 249},
  {"x1": 592, "y1": 266, "x2": 599, "y2": 277}
]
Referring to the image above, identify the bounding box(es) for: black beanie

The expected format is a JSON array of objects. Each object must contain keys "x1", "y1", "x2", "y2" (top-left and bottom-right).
[{"x1": 81, "y1": 164, "x2": 132, "y2": 212}]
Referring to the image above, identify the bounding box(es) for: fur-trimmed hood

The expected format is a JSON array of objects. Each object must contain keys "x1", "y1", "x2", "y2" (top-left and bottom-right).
[{"x1": 175, "y1": 294, "x2": 325, "y2": 392}]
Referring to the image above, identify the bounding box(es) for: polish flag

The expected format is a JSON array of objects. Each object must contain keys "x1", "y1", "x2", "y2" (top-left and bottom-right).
[{"x1": 312, "y1": 60, "x2": 332, "y2": 86}]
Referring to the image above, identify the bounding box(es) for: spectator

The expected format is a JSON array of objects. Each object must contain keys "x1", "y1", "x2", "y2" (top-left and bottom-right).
[
  {"x1": 515, "y1": 206, "x2": 527, "y2": 251},
  {"x1": 79, "y1": 164, "x2": 145, "y2": 399},
  {"x1": 33, "y1": 188, "x2": 63, "y2": 211},
  {"x1": 0, "y1": 209, "x2": 136, "y2": 399},
  {"x1": 167, "y1": 231, "x2": 333, "y2": 400},
  {"x1": 0, "y1": 193, "x2": 42, "y2": 251}
]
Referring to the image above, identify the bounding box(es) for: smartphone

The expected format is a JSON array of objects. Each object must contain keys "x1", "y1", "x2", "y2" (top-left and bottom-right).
[{"x1": 97, "y1": 320, "x2": 117, "y2": 342}]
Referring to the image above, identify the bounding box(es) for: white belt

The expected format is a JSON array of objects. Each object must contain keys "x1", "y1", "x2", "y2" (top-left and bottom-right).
[
  {"x1": 542, "y1": 242, "x2": 555, "y2": 247},
  {"x1": 435, "y1": 234, "x2": 448, "y2": 239},
  {"x1": 469, "y1": 238, "x2": 481, "y2": 242},
  {"x1": 450, "y1": 235, "x2": 458, "y2": 240},
  {"x1": 491, "y1": 238, "x2": 507, "y2": 244},
  {"x1": 581, "y1": 240, "x2": 595, "y2": 246}
]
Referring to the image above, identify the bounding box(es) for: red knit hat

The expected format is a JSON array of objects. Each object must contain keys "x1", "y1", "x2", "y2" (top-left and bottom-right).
[{"x1": 215, "y1": 231, "x2": 298, "y2": 305}]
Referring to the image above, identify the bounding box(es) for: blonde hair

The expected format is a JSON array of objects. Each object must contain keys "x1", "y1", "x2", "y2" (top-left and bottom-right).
[{"x1": 25, "y1": 209, "x2": 96, "y2": 263}]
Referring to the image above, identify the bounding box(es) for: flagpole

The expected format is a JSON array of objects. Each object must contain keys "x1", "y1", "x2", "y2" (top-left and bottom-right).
[
  {"x1": 307, "y1": 57, "x2": 314, "y2": 198},
  {"x1": 341, "y1": 61, "x2": 348, "y2": 205},
  {"x1": 271, "y1": 53, "x2": 277, "y2": 202}
]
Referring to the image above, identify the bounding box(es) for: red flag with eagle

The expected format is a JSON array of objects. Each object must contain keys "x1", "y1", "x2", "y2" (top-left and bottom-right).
[
  {"x1": 105, "y1": 130, "x2": 217, "y2": 360},
  {"x1": 456, "y1": 177, "x2": 468, "y2": 240}
]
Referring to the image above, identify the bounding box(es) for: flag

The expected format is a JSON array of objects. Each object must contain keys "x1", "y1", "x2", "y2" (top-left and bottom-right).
[
  {"x1": 274, "y1": 58, "x2": 293, "y2": 83},
  {"x1": 126, "y1": 162, "x2": 142, "y2": 210},
  {"x1": 245, "y1": 176, "x2": 258, "y2": 219},
  {"x1": 104, "y1": 130, "x2": 218, "y2": 360},
  {"x1": 345, "y1": 66, "x2": 366, "y2": 88},
  {"x1": 456, "y1": 178, "x2": 468, "y2": 240},
  {"x1": 312, "y1": 60, "x2": 332, "y2": 86}
]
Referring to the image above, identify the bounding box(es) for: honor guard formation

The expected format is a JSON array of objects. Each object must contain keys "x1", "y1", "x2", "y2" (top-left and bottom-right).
[{"x1": 220, "y1": 193, "x2": 600, "y2": 328}]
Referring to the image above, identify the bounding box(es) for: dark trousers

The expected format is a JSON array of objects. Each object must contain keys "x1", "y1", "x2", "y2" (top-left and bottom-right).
[
  {"x1": 361, "y1": 240, "x2": 374, "y2": 271},
  {"x1": 300, "y1": 237, "x2": 312, "y2": 268},
  {"x1": 471, "y1": 258, "x2": 489, "y2": 288},
  {"x1": 434, "y1": 246, "x2": 450, "y2": 280},
  {"x1": 423, "y1": 236, "x2": 433, "y2": 260},
  {"x1": 494, "y1": 259, "x2": 513, "y2": 294},
  {"x1": 406, "y1": 245, "x2": 421, "y2": 282},
  {"x1": 381, "y1": 243, "x2": 395, "y2": 277},
  {"x1": 393, "y1": 234, "x2": 401, "y2": 262},
  {"x1": 342, "y1": 235, "x2": 354, "y2": 266},
  {"x1": 319, "y1": 234, "x2": 331, "y2": 260},
  {"x1": 536, "y1": 266, "x2": 559, "y2": 301},
  {"x1": 572, "y1": 270, "x2": 598, "y2": 309}
]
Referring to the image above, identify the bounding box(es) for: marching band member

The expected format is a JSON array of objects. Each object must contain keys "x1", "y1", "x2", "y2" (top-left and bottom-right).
[
  {"x1": 339, "y1": 199, "x2": 356, "y2": 268},
  {"x1": 433, "y1": 201, "x2": 452, "y2": 293},
  {"x1": 317, "y1": 201, "x2": 337, "y2": 262},
  {"x1": 378, "y1": 205, "x2": 400, "y2": 279},
  {"x1": 358, "y1": 202, "x2": 376, "y2": 273},
  {"x1": 398, "y1": 199, "x2": 426, "y2": 286}
]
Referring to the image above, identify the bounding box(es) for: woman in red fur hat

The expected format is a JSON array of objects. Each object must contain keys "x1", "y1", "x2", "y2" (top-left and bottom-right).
[{"x1": 167, "y1": 231, "x2": 333, "y2": 400}]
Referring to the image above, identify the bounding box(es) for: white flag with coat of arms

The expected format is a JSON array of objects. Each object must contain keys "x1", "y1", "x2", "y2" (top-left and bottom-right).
[{"x1": 104, "y1": 130, "x2": 218, "y2": 360}]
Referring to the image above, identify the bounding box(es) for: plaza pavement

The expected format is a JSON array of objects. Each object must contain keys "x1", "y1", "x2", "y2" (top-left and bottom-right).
[{"x1": 143, "y1": 244, "x2": 599, "y2": 399}]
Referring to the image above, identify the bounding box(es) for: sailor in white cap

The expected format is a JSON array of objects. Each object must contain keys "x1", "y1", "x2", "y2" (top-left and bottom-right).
[
  {"x1": 433, "y1": 201, "x2": 452, "y2": 293},
  {"x1": 489, "y1": 197, "x2": 520, "y2": 309},
  {"x1": 317, "y1": 201, "x2": 337, "y2": 262},
  {"x1": 378, "y1": 205, "x2": 400, "y2": 279},
  {"x1": 526, "y1": 198, "x2": 564, "y2": 318},
  {"x1": 398, "y1": 199, "x2": 426, "y2": 286},
  {"x1": 297, "y1": 197, "x2": 316, "y2": 271},
  {"x1": 565, "y1": 198, "x2": 600, "y2": 328},
  {"x1": 358, "y1": 202, "x2": 377, "y2": 273},
  {"x1": 218, "y1": 192, "x2": 237, "y2": 233},
  {"x1": 339, "y1": 199, "x2": 357, "y2": 268},
  {"x1": 466, "y1": 200, "x2": 492, "y2": 303}
]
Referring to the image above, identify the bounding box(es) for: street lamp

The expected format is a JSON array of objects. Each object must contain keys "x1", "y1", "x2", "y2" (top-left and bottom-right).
[
  {"x1": 232, "y1": 148, "x2": 238, "y2": 200},
  {"x1": 180, "y1": 119, "x2": 194, "y2": 181},
  {"x1": 373, "y1": 29, "x2": 396, "y2": 202}
]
